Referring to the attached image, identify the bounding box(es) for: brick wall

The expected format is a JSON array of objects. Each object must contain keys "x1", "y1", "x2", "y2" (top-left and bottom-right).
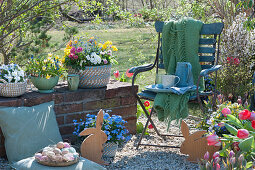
[{"x1": 0, "y1": 80, "x2": 138, "y2": 157}]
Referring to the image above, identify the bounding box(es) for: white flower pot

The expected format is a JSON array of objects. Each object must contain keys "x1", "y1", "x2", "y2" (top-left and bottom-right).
[{"x1": 103, "y1": 142, "x2": 118, "y2": 158}]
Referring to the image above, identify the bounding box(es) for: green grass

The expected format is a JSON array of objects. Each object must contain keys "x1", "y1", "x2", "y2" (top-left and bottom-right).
[{"x1": 49, "y1": 24, "x2": 158, "y2": 91}]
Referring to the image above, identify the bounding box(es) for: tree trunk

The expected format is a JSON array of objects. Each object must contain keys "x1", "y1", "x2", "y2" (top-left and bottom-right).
[{"x1": 140, "y1": 0, "x2": 145, "y2": 7}]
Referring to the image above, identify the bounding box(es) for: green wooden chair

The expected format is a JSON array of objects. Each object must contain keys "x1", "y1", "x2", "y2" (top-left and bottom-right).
[{"x1": 129, "y1": 21, "x2": 224, "y2": 149}]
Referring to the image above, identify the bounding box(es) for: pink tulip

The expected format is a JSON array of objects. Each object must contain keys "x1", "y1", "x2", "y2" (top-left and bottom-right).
[
  {"x1": 213, "y1": 152, "x2": 220, "y2": 159},
  {"x1": 76, "y1": 47, "x2": 83, "y2": 53},
  {"x1": 207, "y1": 134, "x2": 220, "y2": 146},
  {"x1": 126, "y1": 69, "x2": 133, "y2": 78},
  {"x1": 204, "y1": 151, "x2": 209, "y2": 161},
  {"x1": 216, "y1": 163, "x2": 220, "y2": 170},
  {"x1": 239, "y1": 109, "x2": 251, "y2": 120},
  {"x1": 73, "y1": 55, "x2": 78, "y2": 59},
  {"x1": 249, "y1": 112, "x2": 255, "y2": 121},
  {"x1": 69, "y1": 53, "x2": 74, "y2": 58},
  {"x1": 113, "y1": 70, "x2": 120, "y2": 79},
  {"x1": 237, "y1": 129, "x2": 249, "y2": 139},
  {"x1": 222, "y1": 108, "x2": 231, "y2": 117}
]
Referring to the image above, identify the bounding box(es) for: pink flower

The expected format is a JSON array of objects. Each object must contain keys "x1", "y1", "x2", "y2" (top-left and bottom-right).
[
  {"x1": 234, "y1": 58, "x2": 240, "y2": 65},
  {"x1": 239, "y1": 109, "x2": 251, "y2": 120},
  {"x1": 70, "y1": 47, "x2": 76, "y2": 54},
  {"x1": 76, "y1": 47, "x2": 83, "y2": 53},
  {"x1": 218, "y1": 122, "x2": 225, "y2": 127},
  {"x1": 113, "y1": 70, "x2": 120, "y2": 79},
  {"x1": 69, "y1": 54, "x2": 74, "y2": 58},
  {"x1": 237, "y1": 129, "x2": 249, "y2": 139},
  {"x1": 221, "y1": 108, "x2": 231, "y2": 117},
  {"x1": 216, "y1": 163, "x2": 220, "y2": 170},
  {"x1": 252, "y1": 120, "x2": 255, "y2": 129},
  {"x1": 148, "y1": 108, "x2": 152, "y2": 113},
  {"x1": 207, "y1": 134, "x2": 220, "y2": 146},
  {"x1": 126, "y1": 69, "x2": 133, "y2": 78},
  {"x1": 249, "y1": 112, "x2": 255, "y2": 121},
  {"x1": 204, "y1": 151, "x2": 209, "y2": 161},
  {"x1": 73, "y1": 55, "x2": 78, "y2": 59},
  {"x1": 107, "y1": 50, "x2": 112, "y2": 56},
  {"x1": 237, "y1": 97, "x2": 242, "y2": 105},
  {"x1": 213, "y1": 152, "x2": 220, "y2": 159},
  {"x1": 103, "y1": 59, "x2": 108, "y2": 64}
]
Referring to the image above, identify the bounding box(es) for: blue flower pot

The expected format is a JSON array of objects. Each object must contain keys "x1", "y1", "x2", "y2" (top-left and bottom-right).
[{"x1": 31, "y1": 76, "x2": 59, "y2": 93}]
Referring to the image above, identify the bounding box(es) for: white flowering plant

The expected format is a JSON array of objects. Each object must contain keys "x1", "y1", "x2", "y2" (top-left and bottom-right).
[
  {"x1": 0, "y1": 64, "x2": 25, "y2": 83},
  {"x1": 64, "y1": 37, "x2": 118, "y2": 70}
]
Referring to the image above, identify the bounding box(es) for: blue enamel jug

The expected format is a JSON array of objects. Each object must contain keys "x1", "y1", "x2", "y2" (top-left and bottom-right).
[{"x1": 175, "y1": 62, "x2": 194, "y2": 87}]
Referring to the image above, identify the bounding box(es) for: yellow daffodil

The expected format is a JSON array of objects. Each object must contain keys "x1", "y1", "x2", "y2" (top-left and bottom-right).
[
  {"x1": 105, "y1": 41, "x2": 112, "y2": 46},
  {"x1": 46, "y1": 74, "x2": 51, "y2": 79},
  {"x1": 111, "y1": 46, "x2": 118, "y2": 51},
  {"x1": 42, "y1": 66, "x2": 46, "y2": 71},
  {"x1": 64, "y1": 48, "x2": 70, "y2": 56},
  {"x1": 48, "y1": 53, "x2": 53, "y2": 57}
]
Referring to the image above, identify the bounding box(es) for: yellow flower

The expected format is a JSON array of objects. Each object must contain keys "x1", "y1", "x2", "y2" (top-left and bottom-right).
[
  {"x1": 105, "y1": 41, "x2": 112, "y2": 46},
  {"x1": 102, "y1": 44, "x2": 107, "y2": 50},
  {"x1": 42, "y1": 66, "x2": 46, "y2": 71},
  {"x1": 64, "y1": 48, "x2": 70, "y2": 56},
  {"x1": 46, "y1": 74, "x2": 51, "y2": 79},
  {"x1": 36, "y1": 62, "x2": 39, "y2": 65},
  {"x1": 111, "y1": 46, "x2": 118, "y2": 51},
  {"x1": 55, "y1": 56, "x2": 59, "y2": 60},
  {"x1": 48, "y1": 53, "x2": 53, "y2": 57},
  {"x1": 98, "y1": 43, "x2": 103, "y2": 48},
  {"x1": 61, "y1": 57, "x2": 65, "y2": 63},
  {"x1": 74, "y1": 40, "x2": 78, "y2": 44},
  {"x1": 60, "y1": 75, "x2": 64, "y2": 78},
  {"x1": 47, "y1": 57, "x2": 51, "y2": 61}
]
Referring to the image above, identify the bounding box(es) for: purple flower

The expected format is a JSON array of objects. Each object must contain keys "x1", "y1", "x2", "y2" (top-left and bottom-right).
[
  {"x1": 76, "y1": 47, "x2": 83, "y2": 53},
  {"x1": 103, "y1": 59, "x2": 108, "y2": 64},
  {"x1": 70, "y1": 47, "x2": 76, "y2": 54}
]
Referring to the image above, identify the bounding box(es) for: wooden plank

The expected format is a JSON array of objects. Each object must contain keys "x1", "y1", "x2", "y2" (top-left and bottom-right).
[
  {"x1": 198, "y1": 47, "x2": 215, "y2": 53},
  {"x1": 199, "y1": 38, "x2": 216, "y2": 45},
  {"x1": 199, "y1": 56, "x2": 215, "y2": 62},
  {"x1": 180, "y1": 121, "x2": 220, "y2": 162},
  {"x1": 200, "y1": 23, "x2": 224, "y2": 35},
  {"x1": 79, "y1": 109, "x2": 108, "y2": 165}
]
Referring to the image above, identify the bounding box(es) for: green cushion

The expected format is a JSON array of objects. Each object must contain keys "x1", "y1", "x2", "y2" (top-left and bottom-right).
[
  {"x1": 11, "y1": 156, "x2": 106, "y2": 170},
  {"x1": 0, "y1": 101, "x2": 62, "y2": 163}
]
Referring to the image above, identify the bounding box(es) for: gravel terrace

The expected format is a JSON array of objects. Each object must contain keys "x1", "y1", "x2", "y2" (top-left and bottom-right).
[{"x1": 0, "y1": 114, "x2": 201, "y2": 170}]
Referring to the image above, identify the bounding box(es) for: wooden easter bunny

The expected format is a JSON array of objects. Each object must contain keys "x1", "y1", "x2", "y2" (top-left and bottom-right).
[
  {"x1": 180, "y1": 120, "x2": 220, "y2": 162},
  {"x1": 79, "y1": 109, "x2": 108, "y2": 165}
]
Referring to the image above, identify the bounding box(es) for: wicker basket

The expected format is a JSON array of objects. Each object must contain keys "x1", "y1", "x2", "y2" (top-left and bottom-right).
[
  {"x1": 68, "y1": 65, "x2": 111, "y2": 88},
  {"x1": 103, "y1": 142, "x2": 118, "y2": 158},
  {"x1": 0, "y1": 79, "x2": 27, "y2": 97},
  {"x1": 36, "y1": 156, "x2": 79, "y2": 167}
]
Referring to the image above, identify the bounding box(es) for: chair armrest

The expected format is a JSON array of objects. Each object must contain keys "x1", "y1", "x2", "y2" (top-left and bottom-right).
[
  {"x1": 200, "y1": 65, "x2": 222, "y2": 77},
  {"x1": 128, "y1": 64, "x2": 154, "y2": 73}
]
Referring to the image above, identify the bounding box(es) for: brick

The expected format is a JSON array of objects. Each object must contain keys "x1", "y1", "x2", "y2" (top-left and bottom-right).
[
  {"x1": 64, "y1": 89, "x2": 105, "y2": 103},
  {"x1": 54, "y1": 103, "x2": 83, "y2": 115},
  {"x1": 59, "y1": 125, "x2": 75, "y2": 135},
  {"x1": 65, "y1": 112, "x2": 92, "y2": 124},
  {"x1": 111, "y1": 105, "x2": 137, "y2": 118},
  {"x1": 84, "y1": 98, "x2": 120, "y2": 111},
  {"x1": 23, "y1": 93, "x2": 53, "y2": 106},
  {"x1": 120, "y1": 96, "x2": 137, "y2": 105},
  {"x1": 125, "y1": 118, "x2": 137, "y2": 134},
  {"x1": 56, "y1": 116, "x2": 65, "y2": 125},
  {"x1": 0, "y1": 146, "x2": 6, "y2": 157},
  {"x1": 53, "y1": 93, "x2": 64, "y2": 104},
  {"x1": 105, "y1": 84, "x2": 138, "y2": 99},
  {"x1": 0, "y1": 98, "x2": 23, "y2": 107}
]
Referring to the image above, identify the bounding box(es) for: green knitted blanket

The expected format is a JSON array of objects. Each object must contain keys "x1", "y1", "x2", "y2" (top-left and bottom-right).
[{"x1": 154, "y1": 18, "x2": 204, "y2": 130}]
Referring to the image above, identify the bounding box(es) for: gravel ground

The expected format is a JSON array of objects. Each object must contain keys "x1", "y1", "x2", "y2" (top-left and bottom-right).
[{"x1": 0, "y1": 115, "x2": 201, "y2": 170}]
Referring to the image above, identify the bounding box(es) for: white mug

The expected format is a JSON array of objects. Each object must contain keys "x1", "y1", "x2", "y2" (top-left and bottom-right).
[{"x1": 162, "y1": 75, "x2": 180, "y2": 88}]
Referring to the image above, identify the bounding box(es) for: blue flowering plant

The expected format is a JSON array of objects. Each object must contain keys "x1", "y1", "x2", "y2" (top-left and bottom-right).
[{"x1": 73, "y1": 111, "x2": 131, "y2": 145}]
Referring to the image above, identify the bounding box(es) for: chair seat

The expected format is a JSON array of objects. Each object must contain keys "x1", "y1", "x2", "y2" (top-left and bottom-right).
[{"x1": 138, "y1": 90, "x2": 212, "y2": 101}]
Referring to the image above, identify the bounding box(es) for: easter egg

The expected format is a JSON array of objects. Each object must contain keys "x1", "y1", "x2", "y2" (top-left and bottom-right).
[
  {"x1": 40, "y1": 155, "x2": 49, "y2": 162},
  {"x1": 46, "y1": 151, "x2": 55, "y2": 159},
  {"x1": 56, "y1": 142, "x2": 64, "y2": 149},
  {"x1": 53, "y1": 148, "x2": 61, "y2": 155},
  {"x1": 63, "y1": 142, "x2": 70, "y2": 148},
  {"x1": 68, "y1": 147, "x2": 76, "y2": 153},
  {"x1": 55, "y1": 155, "x2": 63, "y2": 162},
  {"x1": 34, "y1": 153, "x2": 42, "y2": 160},
  {"x1": 42, "y1": 150, "x2": 48, "y2": 156},
  {"x1": 61, "y1": 148, "x2": 69, "y2": 155},
  {"x1": 73, "y1": 153, "x2": 79, "y2": 159}
]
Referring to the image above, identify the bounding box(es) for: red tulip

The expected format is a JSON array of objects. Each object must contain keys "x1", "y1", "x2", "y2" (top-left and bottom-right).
[
  {"x1": 252, "y1": 120, "x2": 255, "y2": 129},
  {"x1": 249, "y1": 112, "x2": 255, "y2": 121},
  {"x1": 213, "y1": 152, "x2": 220, "y2": 159},
  {"x1": 113, "y1": 70, "x2": 120, "y2": 79},
  {"x1": 221, "y1": 108, "x2": 231, "y2": 117},
  {"x1": 148, "y1": 124, "x2": 154, "y2": 129},
  {"x1": 126, "y1": 69, "x2": 133, "y2": 78},
  {"x1": 234, "y1": 58, "x2": 240, "y2": 65},
  {"x1": 207, "y1": 134, "x2": 220, "y2": 146},
  {"x1": 237, "y1": 129, "x2": 249, "y2": 139},
  {"x1": 239, "y1": 109, "x2": 251, "y2": 120},
  {"x1": 144, "y1": 101, "x2": 150, "y2": 107}
]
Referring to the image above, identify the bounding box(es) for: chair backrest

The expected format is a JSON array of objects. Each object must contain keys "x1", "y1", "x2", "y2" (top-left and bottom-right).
[{"x1": 154, "y1": 21, "x2": 224, "y2": 71}]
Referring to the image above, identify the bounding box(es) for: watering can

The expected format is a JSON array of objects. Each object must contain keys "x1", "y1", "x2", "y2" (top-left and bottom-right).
[{"x1": 175, "y1": 62, "x2": 194, "y2": 87}]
